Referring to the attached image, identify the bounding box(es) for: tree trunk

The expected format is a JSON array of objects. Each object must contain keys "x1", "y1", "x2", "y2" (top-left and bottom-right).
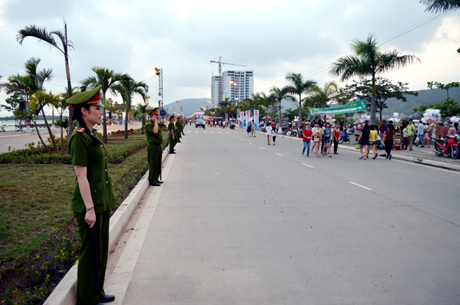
[
  {"x1": 370, "y1": 76, "x2": 376, "y2": 125},
  {"x1": 298, "y1": 94, "x2": 302, "y2": 127},
  {"x1": 42, "y1": 109, "x2": 57, "y2": 152},
  {"x1": 34, "y1": 122, "x2": 51, "y2": 154},
  {"x1": 124, "y1": 99, "x2": 129, "y2": 139},
  {"x1": 141, "y1": 115, "x2": 145, "y2": 135},
  {"x1": 102, "y1": 92, "x2": 108, "y2": 144}
]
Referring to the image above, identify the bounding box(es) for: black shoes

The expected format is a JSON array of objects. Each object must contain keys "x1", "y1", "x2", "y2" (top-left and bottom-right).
[
  {"x1": 152, "y1": 183, "x2": 161, "y2": 186},
  {"x1": 169, "y1": 151, "x2": 176, "y2": 154},
  {"x1": 100, "y1": 295, "x2": 115, "y2": 303},
  {"x1": 157, "y1": 180, "x2": 164, "y2": 184}
]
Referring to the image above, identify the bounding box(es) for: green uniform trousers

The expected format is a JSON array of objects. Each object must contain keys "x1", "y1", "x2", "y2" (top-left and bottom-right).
[
  {"x1": 147, "y1": 143, "x2": 162, "y2": 184},
  {"x1": 169, "y1": 136, "x2": 176, "y2": 152},
  {"x1": 75, "y1": 210, "x2": 110, "y2": 305}
]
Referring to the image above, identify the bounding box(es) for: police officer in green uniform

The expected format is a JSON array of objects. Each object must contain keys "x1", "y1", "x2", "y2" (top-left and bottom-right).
[
  {"x1": 67, "y1": 85, "x2": 116, "y2": 305},
  {"x1": 145, "y1": 107, "x2": 163, "y2": 186},
  {"x1": 168, "y1": 114, "x2": 176, "y2": 154},
  {"x1": 176, "y1": 116, "x2": 182, "y2": 143}
]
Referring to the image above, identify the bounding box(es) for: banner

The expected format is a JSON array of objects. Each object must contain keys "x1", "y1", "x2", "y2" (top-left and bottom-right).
[
  {"x1": 245, "y1": 110, "x2": 251, "y2": 125},
  {"x1": 254, "y1": 110, "x2": 259, "y2": 129},
  {"x1": 240, "y1": 111, "x2": 244, "y2": 125},
  {"x1": 309, "y1": 99, "x2": 367, "y2": 115},
  {"x1": 225, "y1": 113, "x2": 228, "y2": 122}
]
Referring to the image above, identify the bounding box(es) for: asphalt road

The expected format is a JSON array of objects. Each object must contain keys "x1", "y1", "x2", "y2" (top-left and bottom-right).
[{"x1": 118, "y1": 128, "x2": 460, "y2": 305}]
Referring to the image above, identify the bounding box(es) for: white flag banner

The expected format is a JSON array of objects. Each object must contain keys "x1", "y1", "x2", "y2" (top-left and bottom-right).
[
  {"x1": 245, "y1": 110, "x2": 251, "y2": 127},
  {"x1": 240, "y1": 111, "x2": 244, "y2": 125},
  {"x1": 254, "y1": 110, "x2": 259, "y2": 129}
]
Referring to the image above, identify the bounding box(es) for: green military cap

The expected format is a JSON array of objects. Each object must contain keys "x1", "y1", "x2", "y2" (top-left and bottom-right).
[
  {"x1": 170, "y1": 114, "x2": 175, "y2": 119},
  {"x1": 67, "y1": 85, "x2": 103, "y2": 108},
  {"x1": 148, "y1": 107, "x2": 159, "y2": 115}
]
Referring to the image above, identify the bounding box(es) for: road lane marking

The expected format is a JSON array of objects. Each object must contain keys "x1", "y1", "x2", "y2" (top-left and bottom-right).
[
  {"x1": 248, "y1": 142, "x2": 252, "y2": 144},
  {"x1": 211, "y1": 132, "x2": 215, "y2": 133},
  {"x1": 349, "y1": 182, "x2": 372, "y2": 191},
  {"x1": 203, "y1": 131, "x2": 207, "y2": 133},
  {"x1": 195, "y1": 131, "x2": 199, "y2": 133},
  {"x1": 302, "y1": 163, "x2": 314, "y2": 168},
  {"x1": 276, "y1": 153, "x2": 283, "y2": 157},
  {"x1": 187, "y1": 131, "x2": 191, "y2": 133},
  {"x1": 219, "y1": 132, "x2": 222, "y2": 134},
  {"x1": 240, "y1": 139, "x2": 243, "y2": 141},
  {"x1": 259, "y1": 147, "x2": 264, "y2": 150}
]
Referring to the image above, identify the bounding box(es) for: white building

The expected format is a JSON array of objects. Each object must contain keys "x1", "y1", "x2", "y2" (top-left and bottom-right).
[
  {"x1": 211, "y1": 70, "x2": 254, "y2": 107},
  {"x1": 222, "y1": 70, "x2": 254, "y2": 106},
  {"x1": 211, "y1": 75, "x2": 220, "y2": 108}
]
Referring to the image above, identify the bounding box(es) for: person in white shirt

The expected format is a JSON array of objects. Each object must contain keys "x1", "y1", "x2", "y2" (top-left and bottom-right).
[
  {"x1": 266, "y1": 124, "x2": 272, "y2": 145},
  {"x1": 272, "y1": 124, "x2": 278, "y2": 145}
]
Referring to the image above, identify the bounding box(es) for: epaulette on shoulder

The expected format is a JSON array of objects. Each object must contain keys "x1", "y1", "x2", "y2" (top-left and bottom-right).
[
  {"x1": 149, "y1": 122, "x2": 152, "y2": 125},
  {"x1": 76, "y1": 127, "x2": 86, "y2": 133}
]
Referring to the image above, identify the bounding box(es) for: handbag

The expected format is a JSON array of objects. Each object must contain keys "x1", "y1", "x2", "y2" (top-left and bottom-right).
[
  {"x1": 314, "y1": 137, "x2": 320, "y2": 142},
  {"x1": 376, "y1": 135, "x2": 381, "y2": 141},
  {"x1": 355, "y1": 143, "x2": 360, "y2": 149}
]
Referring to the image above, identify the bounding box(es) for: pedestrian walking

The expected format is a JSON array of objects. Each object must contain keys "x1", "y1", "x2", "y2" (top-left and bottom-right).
[
  {"x1": 402, "y1": 124, "x2": 408, "y2": 150},
  {"x1": 417, "y1": 121, "x2": 425, "y2": 147},
  {"x1": 424, "y1": 123, "x2": 431, "y2": 148},
  {"x1": 323, "y1": 122, "x2": 332, "y2": 157},
  {"x1": 272, "y1": 124, "x2": 278, "y2": 145},
  {"x1": 383, "y1": 121, "x2": 395, "y2": 160},
  {"x1": 357, "y1": 121, "x2": 370, "y2": 160},
  {"x1": 146, "y1": 107, "x2": 163, "y2": 186},
  {"x1": 302, "y1": 122, "x2": 312, "y2": 156},
  {"x1": 406, "y1": 119, "x2": 416, "y2": 151},
  {"x1": 247, "y1": 121, "x2": 252, "y2": 137},
  {"x1": 67, "y1": 86, "x2": 116, "y2": 305},
  {"x1": 251, "y1": 120, "x2": 256, "y2": 137},
  {"x1": 168, "y1": 115, "x2": 176, "y2": 154},
  {"x1": 369, "y1": 125, "x2": 379, "y2": 159},
  {"x1": 332, "y1": 123, "x2": 341, "y2": 154},
  {"x1": 312, "y1": 122, "x2": 323, "y2": 157},
  {"x1": 266, "y1": 124, "x2": 272, "y2": 145}
]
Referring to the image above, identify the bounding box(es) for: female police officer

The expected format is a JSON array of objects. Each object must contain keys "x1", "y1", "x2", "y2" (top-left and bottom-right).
[
  {"x1": 67, "y1": 85, "x2": 115, "y2": 305},
  {"x1": 145, "y1": 107, "x2": 163, "y2": 186}
]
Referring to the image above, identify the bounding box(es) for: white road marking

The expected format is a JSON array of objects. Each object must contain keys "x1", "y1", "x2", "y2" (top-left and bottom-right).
[
  {"x1": 211, "y1": 132, "x2": 215, "y2": 134},
  {"x1": 248, "y1": 142, "x2": 252, "y2": 145},
  {"x1": 219, "y1": 132, "x2": 222, "y2": 134},
  {"x1": 259, "y1": 147, "x2": 264, "y2": 150},
  {"x1": 349, "y1": 182, "x2": 372, "y2": 191},
  {"x1": 226, "y1": 132, "x2": 230, "y2": 134},
  {"x1": 240, "y1": 139, "x2": 243, "y2": 141},
  {"x1": 195, "y1": 131, "x2": 199, "y2": 133},
  {"x1": 302, "y1": 163, "x2": 314, "y2": 168},
  {"x1": 276, "y1": 153, "x2": 283, "y2": 157},
  {"x1": 187, "y1": 131, "x2": 191, "y2": 133},
  {"x1": 203, "y1": 131, "x2": 207, "y2": 133}
]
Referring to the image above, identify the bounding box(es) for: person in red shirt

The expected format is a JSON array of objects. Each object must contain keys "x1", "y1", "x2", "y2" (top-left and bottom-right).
[
  {"x1": 382, "y1": 121, "x2": 395, "y2": 160},
  {"x1": 302, "y1": 122, "x2": 312, "y2": 156},
  {"x1": 332, "y1": 123, "x2": 341, "y2": 154}
]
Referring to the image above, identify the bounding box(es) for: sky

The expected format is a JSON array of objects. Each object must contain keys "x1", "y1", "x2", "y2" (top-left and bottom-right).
[{"x1": 0, "y1": 0, "x2": 459, "y2": 117}]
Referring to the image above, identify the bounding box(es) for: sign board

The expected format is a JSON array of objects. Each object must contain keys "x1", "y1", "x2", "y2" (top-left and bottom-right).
[
  {"x1": 309, "y1": 99, "x2": 367, "y2": 115},
  {"x1": 160, "y1": 109, "x2": 167, "y2": 117}
]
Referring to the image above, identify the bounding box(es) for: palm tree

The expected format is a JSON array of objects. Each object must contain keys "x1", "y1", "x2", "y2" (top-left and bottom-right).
[
  {"x1": 270, "y1": 86, "x2": 295, "y2": 124},
  {"x1": 112, "y1": 75, "x2": 149, "y2": 139},
  {"x1": 134, "y1": 102, "x2": 149, "y2": 135},
  {"x1": 420, "y1": 0, "x2": 460, "y2": 12},
  {"x1": 219, "y1": 96, "x2": 232, "y2": 108},
  {"x1": 308, "y1": 81, "x2": 340, "y2": 108},
  {"x1": 17, "y1": 21, "x2": 75, "y2": 135},
  {"x1": 284, "y1": 73, "x2": 317, "y2": 124},
  {"x1": 255, "y1": 92, "x2": 276, "y2": 124},
  {"x1": 80, "y1": 67, "x2": 124, "y2": 143},
  {"x1": 329, "y1": 34, "x2": 420, "y2": 125}
]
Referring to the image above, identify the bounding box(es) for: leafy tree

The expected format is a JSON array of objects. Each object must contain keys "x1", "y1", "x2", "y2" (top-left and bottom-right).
[
  {"x1": 413, "y1": 97, "x2": 460, "y2": 118},
  {"x1": 283, "y1": 108, "x2": 309, "y2": 121},
  {"x1": 270, "y1": 86, "x2": 295, "y2": 124},
  {"x1": 329, "y1": 34, "x2": 420, "y2": 125},
  {"x1": 219, "y1": 96, "x2": 232, "y2": 108},
  {"x1": 112, "y1": 75, "x2": 149, "y2": 139},
  {"x1": 254, "y1": 92, "x2": 275, "y2": 124},
  {"x1": 17, "y1": 22, "x2": 75, "y2": 134},
  {"x1": 284, "y1": 73, "x2": 317, "y2": 123},
  {"x1": 343, "y1": 77, "x2": 418, "y2": 122},
  {"x1": 427, "y1": 81, "x2": 460, "y2": 98},
  {"x1": 307, "y1": 81, "x2": 340, "y2": 108},
  {"x1": 420, "y1": 0, "x2": 460, "y2": 12},
  {"x1": 80, "y1": 67, "x2": 124, "y2": 143}
]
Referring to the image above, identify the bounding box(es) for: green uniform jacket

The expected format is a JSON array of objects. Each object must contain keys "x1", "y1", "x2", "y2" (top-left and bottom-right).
[
  {"x1": 168, "y1": 122, "x2": 175, "y2": 140},
  {"x1": 69, "y1": 128, "x2": 115, "y2": 214},
  {"x1": 145, "y1": 121, "x2": 163, "y2": 144}
]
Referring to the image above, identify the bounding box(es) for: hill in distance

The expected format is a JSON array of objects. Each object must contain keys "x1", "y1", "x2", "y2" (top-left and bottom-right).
[{"x1": 163, "y1": 98, "x2": 211, "y2": 117}]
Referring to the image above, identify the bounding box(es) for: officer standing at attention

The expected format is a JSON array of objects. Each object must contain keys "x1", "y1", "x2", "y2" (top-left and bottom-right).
[
  {"x1": 176, "y1": 116, "x2": 183, "y2": 143},
  {"x1": 67, "y1": 85, "x2": 116, "y2": 305},
  {"x1": 168, "y1": 114, "x2": 176, "y2": 154},
  {"x1": 145, "y1": 107, "x2": 163, "y2": 186}
]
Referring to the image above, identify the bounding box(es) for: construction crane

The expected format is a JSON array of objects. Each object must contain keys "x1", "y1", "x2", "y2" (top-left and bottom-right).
[{"x1": 210, "y1": 56, "x2": 246, "y2": 108}]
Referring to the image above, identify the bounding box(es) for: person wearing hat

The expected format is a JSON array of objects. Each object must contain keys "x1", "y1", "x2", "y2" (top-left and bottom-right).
[
  {"x1": 67, "y1": 85, "x2": 116, "y2": 305},
  {"x1": 168, "y1": 115, "x2": 177, "y2": 154},
  {"x1": 176, "y1": 116, "x2": 183, "y2": 143},
  {"x1": 145, "y1": 107, "x2": 163, "y2": 186}
]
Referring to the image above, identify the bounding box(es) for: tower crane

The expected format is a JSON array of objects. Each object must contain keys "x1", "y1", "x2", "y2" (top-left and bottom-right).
[{"x1": 210, "y1": 56, "x2": 246, "y2": 108}]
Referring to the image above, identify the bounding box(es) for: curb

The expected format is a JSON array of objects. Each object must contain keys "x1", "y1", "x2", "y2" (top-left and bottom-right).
[
  {"x1": 274, "y1": 132, "x2": 460, "y2": 172},
  {"x1": 44, "y1": 145, "x2": 170, "y2": 305}
]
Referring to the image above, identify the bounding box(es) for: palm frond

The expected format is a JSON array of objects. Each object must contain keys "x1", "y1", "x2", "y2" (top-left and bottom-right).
[
  {"x1": 420, "y1": 0, "x2": 460, "y2": 12},
  {"x1": 17, "y1": 25, "x2": 62, "y2": 53}
]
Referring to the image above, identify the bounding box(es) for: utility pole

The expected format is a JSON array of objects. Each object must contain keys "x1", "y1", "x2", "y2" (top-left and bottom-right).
[
  {"x1": 210, "y1": 57, "x2": 246, "y2": 108},
  {"x1": 155, "y1": 67, "x2": 163, "y2": 109}
]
